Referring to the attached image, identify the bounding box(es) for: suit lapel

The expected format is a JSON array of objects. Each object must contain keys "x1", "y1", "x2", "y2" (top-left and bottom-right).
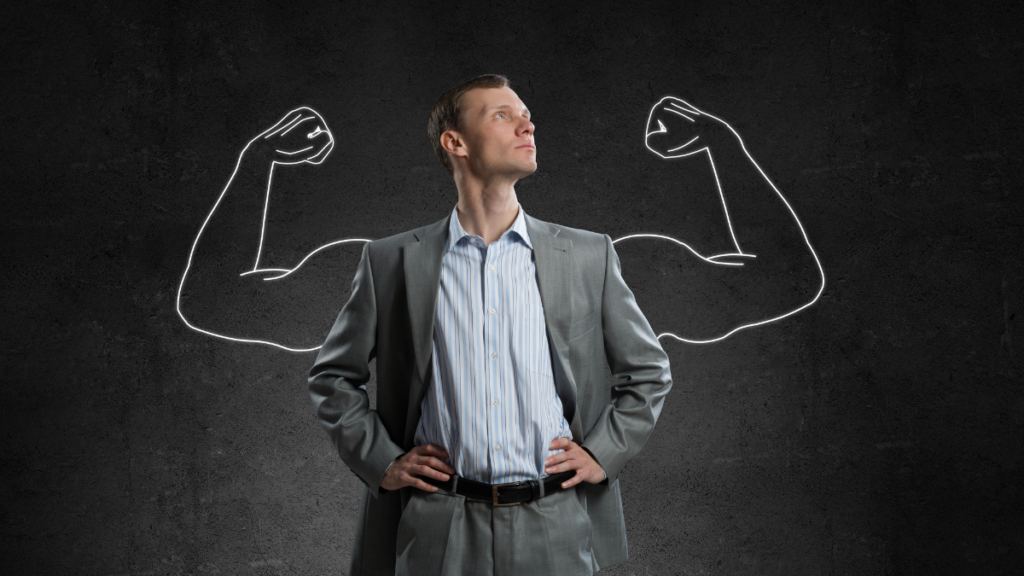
[
  {"x1": 526, "y1": 214, "x2": 582, "y2": 438},
  {"x1": 403, "y1": 214, "x2": 449, "y2": 420}
]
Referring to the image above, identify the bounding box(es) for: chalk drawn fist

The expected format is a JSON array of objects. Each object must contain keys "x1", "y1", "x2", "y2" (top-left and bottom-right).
[
  {"x1": 644, "y1": 97, "x2": 739, "y2": 159},
  {"x1": 253, "y1": 107, "x2": 335, "y2": 165}
]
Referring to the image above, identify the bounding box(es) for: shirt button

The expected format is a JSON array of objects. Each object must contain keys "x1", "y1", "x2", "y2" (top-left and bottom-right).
[
  {"x1": 490, "y1": 352, "x2": 498, "y2": 358},
  {"x1": 494, "y1": 444, "x2": 502, "y2": 451},
  {"x1": 493, "y1": 399, "x2": 499, "y2": 405},
  {"x1": 489, "y1": 308, "x2": 496, "y2": 315},
  {"x1": 489, "y1": 264, "x2": 496, "y2": 271}
]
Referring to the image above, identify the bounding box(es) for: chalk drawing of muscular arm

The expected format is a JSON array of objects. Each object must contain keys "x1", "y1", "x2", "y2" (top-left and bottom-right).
[
  {"x1": 177, "y1": 100, "x2": 824, "y2": 351},
  {"x1": 614, "y1": 97, "x2": 825, "y2": 343},
  {"x1": 176, "y1": 107, "x2": 369, "y2": 352}
]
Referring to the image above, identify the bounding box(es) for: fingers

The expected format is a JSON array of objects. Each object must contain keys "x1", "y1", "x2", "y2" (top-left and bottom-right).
[
  {"x1": 544, "y1": 452, "x2": 566, "y2": 467},
  {"x1": 260, "y1": 110, "x2": 304, "y2": 139},
  {"x1": 662, "y1": 97, "x2": 702, "y2": 116},
  {"x1": 305, "y1": 139, "x2": 334, "y2": 165},
  {"x1": 394, "y1": 463, "x2": 445, "y2": 492},
  {"x1": 416, "y1": 444, "x2": 452, "y2": 463},
  {"x1": 385, "y1": 444, "x2": 460, "y2": 493},
  {"x1": 274, "y1": 144, "x2": 316, "y2": 157},
  {"x1": 262, "y1": 106, "x2": 327, "y2": 139},
  {"x1": 545, "y1": 450, "x2": 581, "y2": 475},
  {"x1": 545, "y1": 437, "x2": 575, "y2": 471},
  {"x1": 544, "y1": 445, "x2": 571, "y2": 467},
  {"x1": 410, "y1": 444, "x2": 456, "y2": 474},
  {"x1": 664, "y1": 105, "x2": 695, "y2": 122},
  {"x1": 409, "y1": 475, "x2": 439, "y2": 492},
  {"x1": 278, "y1": 115, "x2": 316, "y2": 138},
  {"x1": 544, "y1": 439, "x2": 602, "y2": 484},
  {"x1": 644, "y1": 101, "x2": 706, "y2": 159},
  {"x1": 263, "y1": 113, "x2": 309, "y2": 139},
  {"x1": 414, "y1": 464, "x2": 450, "y2": 482},
  {"x1": 422, "y1": 456, "x2": 456, "y2": 475},
  {"x1": 308, "y1": 125, "x2": 330, "y2": 139},
  {"x1": 421, "y1": 443, "x2": 451, "y2": 458},
  {"x1": 647, "y1": 118, "x2": 669, "y2": 137},
  {"x1": 666, "y1": 135, "x2": 701, "y2": 154},
  {"x1": 561, "y1": 470, "x2": 585, "y2": 489},
  {"x1": 549, "y1": 437, "x2": 571, "y2": 450}
]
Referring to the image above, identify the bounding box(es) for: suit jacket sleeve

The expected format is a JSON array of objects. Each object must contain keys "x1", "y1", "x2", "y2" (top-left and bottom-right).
[
  {"x1": 581, "y1": 234, "x2": 673, "y2": 484},
  {"x1": 308, "y1": 242, "x2": 405, "y2": 498}
]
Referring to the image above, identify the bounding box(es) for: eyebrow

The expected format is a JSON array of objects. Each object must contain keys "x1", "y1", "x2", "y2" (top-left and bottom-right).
[{"x1": 484, "y1": 104, "x2": 530, "y2": 117}]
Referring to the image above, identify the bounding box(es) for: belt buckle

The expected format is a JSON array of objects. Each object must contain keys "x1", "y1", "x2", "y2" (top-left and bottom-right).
[{"x1": 492, "y1": 480, "x2": 522, "y2": 506}]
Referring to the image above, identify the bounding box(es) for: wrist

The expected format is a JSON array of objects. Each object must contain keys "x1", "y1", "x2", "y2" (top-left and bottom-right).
[
  {"x1": 580, "y1": 446, "x2": 606, "y2": 481},
  {"x1": 379, "y1": 453, "x2": 406, "y2": 493}
]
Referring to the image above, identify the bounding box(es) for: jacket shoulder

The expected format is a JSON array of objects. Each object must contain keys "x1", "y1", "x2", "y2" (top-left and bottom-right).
[
  {"x1": 529, "y1": 215, "x2": 608, "y2": 247},
  {"x1": 364, "y1": 215, "x2": 448, "y2": 255}
]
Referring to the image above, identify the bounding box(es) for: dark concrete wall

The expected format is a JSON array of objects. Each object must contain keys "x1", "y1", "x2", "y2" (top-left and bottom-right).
[{"x1": 2, "y1": 0, "x2": 1021, "y2": 574}]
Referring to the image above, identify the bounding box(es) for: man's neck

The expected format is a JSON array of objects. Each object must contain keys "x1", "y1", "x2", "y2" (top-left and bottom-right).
[{"x1": 454, "y1": 178, "x2": 520, "y2": 245}]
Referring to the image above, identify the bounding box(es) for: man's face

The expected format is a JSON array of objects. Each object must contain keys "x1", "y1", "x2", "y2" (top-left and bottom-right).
[{"x1": 451, "y1": 86, "x2": 536, "y2": 180}]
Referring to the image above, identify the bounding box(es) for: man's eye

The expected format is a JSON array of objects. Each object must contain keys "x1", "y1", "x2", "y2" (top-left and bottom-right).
[{"x1": 496, "y1": 113, "x2": 505, "y2": 119}]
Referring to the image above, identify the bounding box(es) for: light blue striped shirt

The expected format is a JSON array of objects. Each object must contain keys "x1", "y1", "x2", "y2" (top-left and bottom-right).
[{"x1": 413, "y1": 203, "x2": 574, "y2": 484}]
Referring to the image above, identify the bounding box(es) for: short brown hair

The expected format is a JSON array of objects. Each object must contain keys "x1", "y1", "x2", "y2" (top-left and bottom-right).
[{"x1": 427, "y1": 74, "x2": 510, "y2": 176}]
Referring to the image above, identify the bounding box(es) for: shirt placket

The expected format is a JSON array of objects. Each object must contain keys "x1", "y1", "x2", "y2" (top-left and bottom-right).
[{"x1": 482, "y1": 237, "x2": 504, "y2": 484}]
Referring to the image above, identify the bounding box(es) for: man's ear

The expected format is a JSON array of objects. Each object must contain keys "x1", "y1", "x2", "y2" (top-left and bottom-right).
[{"x1": 441, "y1": 130, "x2": 468, "y2": 160}]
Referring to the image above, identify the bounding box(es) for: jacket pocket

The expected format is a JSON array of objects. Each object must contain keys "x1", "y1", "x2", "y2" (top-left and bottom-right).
[{"x1": 569, "y1": 309, "x2": 597, "y2": 341}]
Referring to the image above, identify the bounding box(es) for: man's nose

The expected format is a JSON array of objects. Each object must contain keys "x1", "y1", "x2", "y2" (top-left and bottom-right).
[{"x1": 519, "y1": 118, "x2": 534, "y2": 135}]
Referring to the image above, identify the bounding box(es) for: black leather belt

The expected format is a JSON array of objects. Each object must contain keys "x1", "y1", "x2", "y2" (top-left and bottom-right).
[{"x1": 422, "y1": 471, "x2": 576, "y2": 506}]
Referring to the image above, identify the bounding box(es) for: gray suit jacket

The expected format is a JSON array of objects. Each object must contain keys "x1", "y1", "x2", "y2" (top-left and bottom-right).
[{"x1": 309, "y1": 210, "x2": 673, "y2": 575}]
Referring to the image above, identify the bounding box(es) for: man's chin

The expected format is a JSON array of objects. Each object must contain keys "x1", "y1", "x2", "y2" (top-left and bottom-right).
[
  {"x1": 493, "y1": 160, "x2": 537, "y2": 181},
  {"x1": 516, "y1": 162, "x2": 538, "y2": 179}
]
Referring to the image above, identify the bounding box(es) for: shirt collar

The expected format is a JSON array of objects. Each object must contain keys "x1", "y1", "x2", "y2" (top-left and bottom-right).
[{"x1": 445, "y1": 202, "x2": 533, "y2": 254}]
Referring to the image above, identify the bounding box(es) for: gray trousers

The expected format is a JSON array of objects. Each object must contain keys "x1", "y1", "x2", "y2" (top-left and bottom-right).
[{"x1": 394, "y1": 480, "x2": 599, "y2": 576}]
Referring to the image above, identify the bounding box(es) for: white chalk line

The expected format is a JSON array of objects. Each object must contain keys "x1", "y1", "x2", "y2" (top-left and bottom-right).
[
  {"x1": 176, "y1": 106, "x2": 357, "y2": 352},
  {"x1": 633, "y1": 96, "x2": 826, "y2": 344},
  {"x1": 177, "y1": 100, "x2": 824, "y2": 351}
]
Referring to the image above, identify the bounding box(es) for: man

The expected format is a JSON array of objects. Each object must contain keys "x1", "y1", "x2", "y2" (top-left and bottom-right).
[{"x1": 308, "y1": 74, "x2": 673, "y2": 576}]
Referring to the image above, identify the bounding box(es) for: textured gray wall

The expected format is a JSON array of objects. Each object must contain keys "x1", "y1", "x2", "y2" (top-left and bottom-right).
[{"x1": 2, "y1": 0, "x2": 1021, "y2": 574}]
